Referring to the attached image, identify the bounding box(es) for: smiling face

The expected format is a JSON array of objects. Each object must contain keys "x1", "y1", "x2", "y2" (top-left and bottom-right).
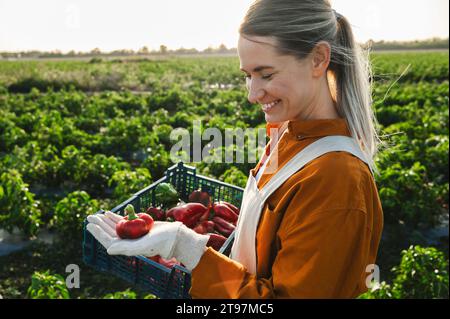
[{"x1": 238, "y1": 35, "x2": 336, "y2": 124}]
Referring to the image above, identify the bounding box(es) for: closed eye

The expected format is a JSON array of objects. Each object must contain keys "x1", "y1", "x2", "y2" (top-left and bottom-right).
[{"x1": 243, "y1": 73, "x2": 274, "y2": 80}]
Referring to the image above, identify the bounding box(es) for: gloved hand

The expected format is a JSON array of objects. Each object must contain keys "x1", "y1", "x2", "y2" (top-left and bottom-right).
[{"x1": 86, "y1": 211, "x2": 210, "y2": 271}]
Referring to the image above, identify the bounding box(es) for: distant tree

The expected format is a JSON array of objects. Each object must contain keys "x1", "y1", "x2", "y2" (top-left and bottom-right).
[
  {"x1": 187, "y1": 48, "x2": 199, "y2": 54},
  {"x1": 139, "y1": 46, "x2": 150, "y2": 55},
  {"x1": 90, "y1": 47, "x2": 101, "y2": 55},
  {"x1": 366, "y1": 37, "x2": 449, "y2": 51},
  {"x1": 203, "y1": 46, "x2": 214, "y2": 54},
  {"x1": 159, "y1": 45, "x2": 168, "y2": 55},
  {"x1": 218, "y1": 43, "x2": 228, "y2": 53},
  {"x1": 175, "y1": 47, "x2": 199, "y2": 55}
]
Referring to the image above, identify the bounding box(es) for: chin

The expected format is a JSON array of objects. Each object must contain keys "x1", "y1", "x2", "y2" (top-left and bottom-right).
[{"x1": 265, "y1": 114, "x2": 286, "y2": 124}]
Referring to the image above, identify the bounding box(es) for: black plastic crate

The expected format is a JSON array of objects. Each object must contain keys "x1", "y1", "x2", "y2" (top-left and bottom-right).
[{"x1": 83, "y1": 162, "x2": 243, "y2": 299}]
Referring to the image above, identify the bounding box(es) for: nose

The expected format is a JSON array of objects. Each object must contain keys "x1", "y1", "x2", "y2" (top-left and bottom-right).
[{"x1": 247, "y1": 79, "x2": 265, "y2": 104}]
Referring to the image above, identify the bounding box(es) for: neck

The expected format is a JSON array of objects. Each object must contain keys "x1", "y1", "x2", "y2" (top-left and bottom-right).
[{"x1": 302, "y1": 76, "x2": 341, "y2": 121}]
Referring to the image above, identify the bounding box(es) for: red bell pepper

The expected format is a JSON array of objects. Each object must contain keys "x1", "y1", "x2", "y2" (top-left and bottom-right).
[
  {"x1": 198, "y1": 207, "x2": 212, "y2": 222},
  {"x1": 212, "y1": 202, "x2": 238, "y2": 224},
  {"x1": 193, "y1": 220, "x2": 215, "y2": 234},
  {"x1": 166, "y1": 202, "x2": 208, "y2": 228},
  {"x1": 212, "y1": 216, "x2": 235, "y2": 237},
  {"x1": 217, "y1": 201, "x2": 240, "y2": 216},
  {"x1": 146, "y1": 206, "x2": 166, "y2": 221},
  {"x1": 188, "y1": 189, "x2": 211, "y2": 207},
  {"x1": 206, "y1": 233, "x2": 227, "y2": 251},
  {"x1": 157, "y1": 256, "x2": 181, "y2": 268},
  {"x1": 147, "y1": 256, "x2": 160, "y2": 263},
  {"x1": 116, "y1": 204, "x2": 154, "y2": 239},
  {"x1": 146, "y1": 255, "x2": 181, "y2": 268}
]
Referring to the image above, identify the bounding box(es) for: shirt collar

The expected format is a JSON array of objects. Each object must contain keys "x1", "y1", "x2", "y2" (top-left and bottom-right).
[{"x1": 266, "y1": 118, "x2": 351, "y2": 140}]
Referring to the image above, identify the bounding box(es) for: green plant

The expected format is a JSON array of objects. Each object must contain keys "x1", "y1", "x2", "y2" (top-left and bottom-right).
[
  {"x1": 102, "y1": 288, "x2": 157, "y2": 299},
  {"x1": 358, "y1": 281, "x2": 395, "y2": 299},
  {"x1": 0, "y1": 169, "x2": 42, "y2": 236},
  {"x1": 220, "y1": 166, "x2": 248, "y2": 188},
  {"x1": 359, "y1": 246, "x2": 449, "y2": 299},
  {"x1": 27, "y1": 271, "x2": 70, "y2": 299},
  {"x1": 109, "y1": 168, "x2": 152, "y2": 202},
  {"x1": 59, "y1": 145, "x2": 90, "y2": 186},
  {"x1": 52, "y1": 191, "x2": 100, "y2": 242},
  {"x1": 377, "y1": 160, "x2": 446, "y2": 228},
  {"x1": 102, "y1": 117, "x2": 144, "y2": 158},
  {"x1": 102, "y1": 289, "x2": 137, "y2": 299},
  {"x1": 154, "y1": 123, "x2": 175, "y2": 149},
  {"x1": 391, "y1": 245, "x2": 449, "y2": 298},
  {"x1": 83, "y1": 154, "x2": 131, "y2": 196},
  {"x1": 142, "y1": 147, "x2": 172, "y2": 180}
]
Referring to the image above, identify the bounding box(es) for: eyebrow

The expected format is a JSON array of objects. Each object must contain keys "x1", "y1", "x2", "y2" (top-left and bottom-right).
[{"x1": 240, "y1": 66, "x2": 275, "y2": 73}]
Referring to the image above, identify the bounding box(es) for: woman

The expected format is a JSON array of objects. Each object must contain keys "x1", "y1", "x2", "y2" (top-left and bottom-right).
[{"x1": 87, "y1": 0, "x2": 384, "y2": 298}]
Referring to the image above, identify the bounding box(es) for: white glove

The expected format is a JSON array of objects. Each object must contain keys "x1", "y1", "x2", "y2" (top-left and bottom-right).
[{"x1": 86, "y1": 211, "x2": 210, "y2": 271}]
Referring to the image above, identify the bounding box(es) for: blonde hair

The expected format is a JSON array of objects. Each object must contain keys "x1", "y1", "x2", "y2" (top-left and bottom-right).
[{"x1": 240, "y1": 0, "x2": 383, "y2": 176}]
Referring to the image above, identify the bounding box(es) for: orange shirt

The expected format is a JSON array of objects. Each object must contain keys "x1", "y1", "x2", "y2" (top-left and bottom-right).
[{"x1": 190, "y1": 118, "x2": 384, "y2": 299}]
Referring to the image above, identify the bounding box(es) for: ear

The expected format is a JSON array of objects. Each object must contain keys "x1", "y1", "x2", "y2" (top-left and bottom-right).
[{"x1": 311, "y1": 41, "x2": 331, "y2": 78}]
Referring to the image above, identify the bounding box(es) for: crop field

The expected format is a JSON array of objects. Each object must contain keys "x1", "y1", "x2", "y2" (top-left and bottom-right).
[{"x1": 0, "y1": 51, "x2": 448, "y2": 298}]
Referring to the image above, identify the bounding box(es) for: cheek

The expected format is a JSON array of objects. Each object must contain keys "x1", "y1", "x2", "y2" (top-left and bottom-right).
[
  {"x1": 284, "y1": 78, "x2": 310, "y2": 103},
  {"x1": 266, "y1": 82, "x2": 287, "y2": 99},
  {"x1": 269, "y1": 75, "x2": 300, "y2": 99}
]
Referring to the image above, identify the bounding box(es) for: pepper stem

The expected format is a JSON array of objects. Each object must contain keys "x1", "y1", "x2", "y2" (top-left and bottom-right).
[{"x1": 125, "y1": 204, "x2": 138, "y2": 220}]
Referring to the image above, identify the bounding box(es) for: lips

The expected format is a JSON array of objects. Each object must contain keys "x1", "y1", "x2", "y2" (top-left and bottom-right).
[{"x1": 261, "y1": 99, "x2": 281, "y2": 112}]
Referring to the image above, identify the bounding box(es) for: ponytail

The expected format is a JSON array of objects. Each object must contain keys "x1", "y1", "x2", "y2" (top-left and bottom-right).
[{"x1": 330, "y1": 14, "x2": 383, "y2": 176}]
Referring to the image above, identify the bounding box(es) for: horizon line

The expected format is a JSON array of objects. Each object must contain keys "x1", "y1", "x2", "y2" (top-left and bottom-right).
[{"x1": 0, "y1": 37, "x2": 448, "y2": 54}]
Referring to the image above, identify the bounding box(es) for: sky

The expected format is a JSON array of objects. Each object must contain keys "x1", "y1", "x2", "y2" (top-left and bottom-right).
[{"x1": 0, "y1": 0, "x2": 448, "y2": 52}]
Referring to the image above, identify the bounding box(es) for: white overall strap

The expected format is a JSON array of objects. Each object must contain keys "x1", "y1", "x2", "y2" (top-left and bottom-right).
[
  {"x1": 229, "y1": 174, "x2": 261, "y2": 265},
  {"x1": 255, "y1": 122, "x2": 289, "y2": 183},
  {"x1": 258, "y1": 135, "x2": 373, "y2": 203}
]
